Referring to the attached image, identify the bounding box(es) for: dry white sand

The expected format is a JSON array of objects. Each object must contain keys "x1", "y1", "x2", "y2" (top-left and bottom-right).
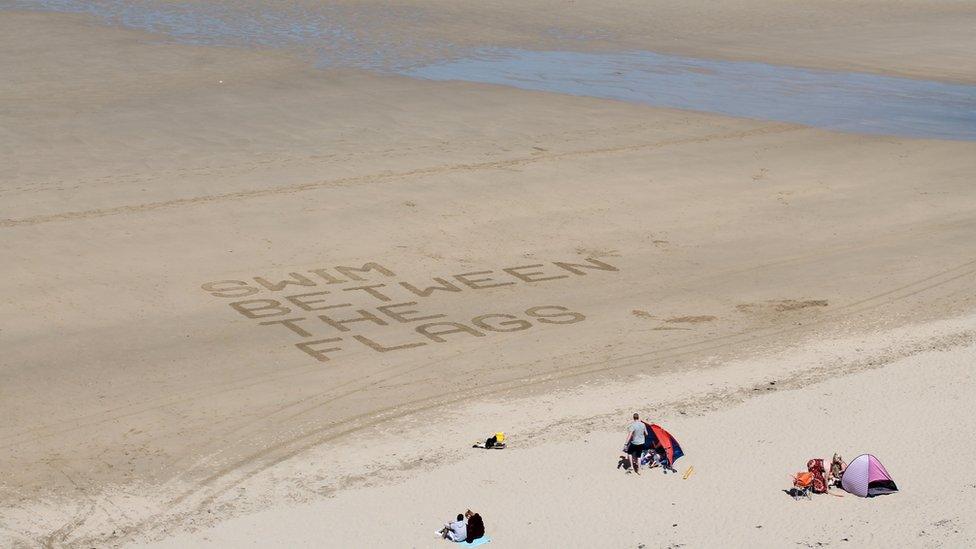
[
  {"x1": 2, "y1": 5, "x2": 975, "y2": 547},
  {"x1": 143, "y1": 314, "x2": 976, "y2": 548}
]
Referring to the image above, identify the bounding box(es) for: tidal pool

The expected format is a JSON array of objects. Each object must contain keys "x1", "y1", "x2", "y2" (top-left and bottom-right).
[
  {"x1": 9, "y1": 1, "x2": 976, "y2": 140},
  {"x1": 406, "y1": 49, "x2": 976, "y2": 141}
]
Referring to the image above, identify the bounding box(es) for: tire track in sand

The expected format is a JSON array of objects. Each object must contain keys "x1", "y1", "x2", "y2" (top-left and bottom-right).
[
  {"x1": 168, "y1": 243, "x2": 976, "y2": 481},
  {"x1": 0, "y1": 124, "x2": 798, "y2": 228},
  {"x1": 4, "y1": 209, "x2": 972, "y2": 452}
]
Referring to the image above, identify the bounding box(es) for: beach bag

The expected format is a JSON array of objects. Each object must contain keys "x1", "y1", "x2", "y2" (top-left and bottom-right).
[
  {"x1": 807, "y1": 459, "x2": 827, "y2": 494},
  {"x1": 475, "y1": 432, "x2": 506, "y2": 449},
  {"x1": 484, "y1": 432, "x2": 505, "y2": 448}
]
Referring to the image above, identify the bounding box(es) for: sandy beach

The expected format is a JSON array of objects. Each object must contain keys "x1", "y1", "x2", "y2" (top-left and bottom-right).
[
  {"x1": 2, "y1": 3, "x2": 975, "y2": 547},
  {"x1": 144, "y1": 315, "x2": 976, "y2": 548}
]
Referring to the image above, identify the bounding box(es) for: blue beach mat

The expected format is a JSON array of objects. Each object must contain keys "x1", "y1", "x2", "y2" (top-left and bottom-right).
[{"x1": 458, "y1": 537, "x2": 491, "y2": 547}]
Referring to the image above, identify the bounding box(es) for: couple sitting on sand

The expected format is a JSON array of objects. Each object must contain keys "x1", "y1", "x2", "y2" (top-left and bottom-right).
[
  {"x1": 623, "y1": 413, "x2": 675, "y2": 475},
  {"x1": 438, "y1": 509, "x2": 485, "y2": 544}
]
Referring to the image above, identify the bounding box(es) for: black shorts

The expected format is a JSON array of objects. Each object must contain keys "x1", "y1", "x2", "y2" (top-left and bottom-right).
[{"x1": 627, "y1": 443, "x2": 644, "y2": 457}]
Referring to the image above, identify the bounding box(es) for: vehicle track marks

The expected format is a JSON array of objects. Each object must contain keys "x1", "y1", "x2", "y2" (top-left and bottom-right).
[
  {"x1": 5, "y1": 209, "x2": 971, "y2": 451},
  {"x1": 105, "y1": 256, "x2": 976, "y2": 546},
  {"x1": 0, "y1": 124, "x2": 798, "y2": 228}
]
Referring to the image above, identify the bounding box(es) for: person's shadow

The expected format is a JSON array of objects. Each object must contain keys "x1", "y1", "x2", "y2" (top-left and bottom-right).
[{"x1": 617, "y1": 455, "x2": 631, "y2": 471}]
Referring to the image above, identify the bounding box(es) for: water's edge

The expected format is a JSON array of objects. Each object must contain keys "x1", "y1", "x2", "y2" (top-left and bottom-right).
[
  {"x1": 406, "y1": 49, "x2": 976, "y2": 141},
  {"x1": 8, "y1": 1, "x2": 976, "y2": 140}
]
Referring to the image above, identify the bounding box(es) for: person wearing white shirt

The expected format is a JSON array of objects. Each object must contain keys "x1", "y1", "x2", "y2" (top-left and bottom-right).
[{"x1": 624, "y1": 412, "x2": 648, "y2": 475}]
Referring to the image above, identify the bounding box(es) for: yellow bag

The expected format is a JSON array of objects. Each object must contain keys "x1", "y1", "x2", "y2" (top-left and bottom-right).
[{"x1": 494, "y1": 432, "x2": 505, "y2": 443}]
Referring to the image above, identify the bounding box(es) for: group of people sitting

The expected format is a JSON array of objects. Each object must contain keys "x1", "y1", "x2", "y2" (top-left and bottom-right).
[
  {"x1": 438, "y1": 509, "x2": 486, "y2": 544},
  {"x1": 792, "y1": 453, "x2": 847, "y2": 497},
  {"x1": 623, "y1": 413, "x2": 676, "y2": 475}
]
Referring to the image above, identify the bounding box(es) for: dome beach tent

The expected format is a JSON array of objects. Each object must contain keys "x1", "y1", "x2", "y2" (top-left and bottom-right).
[
  {"x1": 841, "y1": 454, "x2": 898, "y2": 497},
  {"x1": 641, "y1": 422, "x2": 684, "y2": 465}
]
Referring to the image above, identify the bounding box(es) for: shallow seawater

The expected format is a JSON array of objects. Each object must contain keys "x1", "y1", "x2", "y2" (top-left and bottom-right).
[
  {"x1": 4, "y1": 0, "x2": 437, "y2": 70},
  {"x1": 8, "y1": 1, "x2": 976, "y2": 140},
  {"x1": 407, "y1": 49, "x2": 976, "y2": 141}
]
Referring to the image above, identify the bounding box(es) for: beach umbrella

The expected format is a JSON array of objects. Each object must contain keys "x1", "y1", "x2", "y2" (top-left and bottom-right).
[{"x1": 642, "y1": 422, "x2": 684, "y2": 465}]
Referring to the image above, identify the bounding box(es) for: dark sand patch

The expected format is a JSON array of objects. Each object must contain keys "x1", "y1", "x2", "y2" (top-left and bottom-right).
[
  {"x1": 665, "y1": 315, "x2": 717, "y2": 323},
  {"x1": 737, "y1": 300, "x2": 828, "y2": 314}
]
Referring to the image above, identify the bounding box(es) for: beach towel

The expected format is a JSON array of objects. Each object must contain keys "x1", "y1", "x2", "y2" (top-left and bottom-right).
[
  {"x1": 459, "y1": 536, "x2": 492, "y2": 547},
  {"x1": 807, "y1": 459, "x2": 827, "y2": 494}
]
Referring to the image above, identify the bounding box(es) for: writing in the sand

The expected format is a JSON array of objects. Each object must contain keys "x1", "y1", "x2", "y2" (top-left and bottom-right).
[{"x1": 201, "y1": 258, "x2": 618, "y2": 363}]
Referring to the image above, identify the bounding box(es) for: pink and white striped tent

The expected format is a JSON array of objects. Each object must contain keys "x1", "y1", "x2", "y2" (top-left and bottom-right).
[{"x1": 841, "y1": 454, "x2": 898, "y2": 497}]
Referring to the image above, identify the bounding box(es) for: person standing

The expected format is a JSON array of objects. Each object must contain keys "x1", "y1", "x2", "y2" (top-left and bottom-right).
[{"x1": 625, "y1": 413, "x2": 647, "y2": 475}]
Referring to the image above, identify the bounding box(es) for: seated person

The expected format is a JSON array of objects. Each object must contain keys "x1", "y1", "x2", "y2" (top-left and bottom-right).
[
  {"x1": 640, "y1": 447, "x2": 661, "y2": 468},
  {"x1": 641, "y1": 444, "x2": 676, "y2": 472},
  {"x1": 828, "y1": 454, "x2": 847, "y2": 487},
  {"x1": 465, "y1": 509, "x2": 485, "y2": 541},
  {"x1": 438, "y1": 514, "x2": 466, "y2": 542}
]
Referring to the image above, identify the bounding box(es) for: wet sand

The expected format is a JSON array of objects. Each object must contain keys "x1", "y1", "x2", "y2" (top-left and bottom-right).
[
  {"x1": 2, "y1": 5, "x2": 975, "y2": 547},
  {"x1": 8, "y1": 0, "x2": 976, "y2": 82}
]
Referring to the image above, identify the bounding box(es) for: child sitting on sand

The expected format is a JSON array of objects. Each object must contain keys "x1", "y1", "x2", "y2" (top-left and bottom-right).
[
  {"x1": 640, "y1": 447, "x2": 677, "y2": 473},
  {"x1": 828, "y1": 453, "x2": 847, "y2": 488},
  {"x1": 640, "y1": 449, "x2": 661, "y2": 468}
]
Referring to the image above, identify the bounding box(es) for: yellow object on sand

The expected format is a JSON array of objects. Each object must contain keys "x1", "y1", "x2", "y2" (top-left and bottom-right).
[
  {"x1": 495, "y1": 432, "x2": 505, "y2": 443},
  {"x1": 683, "y1": 465, "x2": 695, "y2": 479}
]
